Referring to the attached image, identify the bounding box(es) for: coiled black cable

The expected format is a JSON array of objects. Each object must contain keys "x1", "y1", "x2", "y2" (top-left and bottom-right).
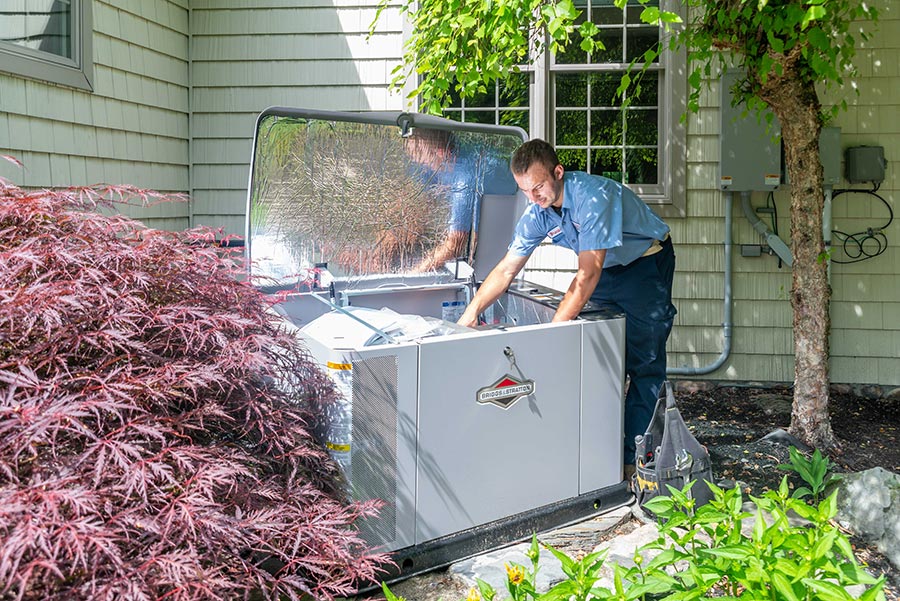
[{"x1": 830, "y1": 183, "x2": 893, "y2": 264}]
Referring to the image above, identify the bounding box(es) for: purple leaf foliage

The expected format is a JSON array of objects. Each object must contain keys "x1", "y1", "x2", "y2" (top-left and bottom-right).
[{"x1": 0, "y1": 180, "x2": 387, "y2": 600}]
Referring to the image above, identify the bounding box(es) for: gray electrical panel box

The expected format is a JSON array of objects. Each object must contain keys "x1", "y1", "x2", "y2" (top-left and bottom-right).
[
  {"x1": 845, "y1": 145, "x2": 886, "y2": 184},
  {"x1": 719, "y1": 70, "x2": 782, "y2": 191},
  {"x1": 783, "y1": 126, "x2": 842, "y2": 186}
]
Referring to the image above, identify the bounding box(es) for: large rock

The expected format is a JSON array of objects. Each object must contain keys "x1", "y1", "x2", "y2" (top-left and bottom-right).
[{"x1": 836, "y1": 468, "x2": 900, "y2": 570}]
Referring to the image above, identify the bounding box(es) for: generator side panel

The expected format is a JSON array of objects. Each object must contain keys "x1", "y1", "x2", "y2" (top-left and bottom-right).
[
  {"x1": 578, "y1": 317, "x2": 626, "y2": 493},
  {"x1": 308, "y1": 343, "x2": 419, "y2": 553}
]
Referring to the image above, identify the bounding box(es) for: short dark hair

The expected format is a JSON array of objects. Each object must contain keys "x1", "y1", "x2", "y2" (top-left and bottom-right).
[{"x1": 511, "y1": 139, "x2": 560, "y2": 175}]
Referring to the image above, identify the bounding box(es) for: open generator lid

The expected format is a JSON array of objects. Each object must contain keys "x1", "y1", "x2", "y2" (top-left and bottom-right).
[{"x1": 245, "y1": 108, "x2": 528, "y2": 290}]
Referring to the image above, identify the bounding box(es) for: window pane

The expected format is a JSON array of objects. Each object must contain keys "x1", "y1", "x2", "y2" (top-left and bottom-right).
[
  {"x1": 556, "y1": 110, "x2": 587, "y2": 145},
  {"x1": 625, "y1": 109, "x2": 657, "y2": 146},
  {"x1": 499, "y1": 71, "x2": 530, "y2": 107},
  {"x1": 2, "y1": 0, "x2": 73, "y2": 59},
  {"x1": 591, "y1": 4, "x2": 622, "y2": 25},
  {"x1": 591, "y1": 148, "x2": 623, "y2": 181},
  {"x1": 590, "y1": 109, "x2": 622, "y2": 146},
  {"x1": 463, "y1": 110, "x2": 495, "y2": 124},
  {"x1": 558, "y1": 148, "x2": 588, "y2": 172},
  {"x1": 446, "y1": 80, "x2": 463, "y2": 108},
  {"x1": 556, "y1": 73, "x2": 588, "y2": 107},
  {"x1": 625, "y1": 27, "x2": 659, "y2": 63},
  {"x1": 626, "y1": 148, "x2": 658, "y2": 184},
  {"x1": 590, "y1": 72, "x2": 622, "y2": 107},
  {"x1": 443, "y1": 110, "x2": 462, "y2": 122},
  {"x1": 592, "y1": 29, "x2": 623, "y2": 63},
  {"x1": 632, "y1": 72, "x2": 659, "y2": 106},
  {"x1": 499, "y1": 110, "x2": 529, "y2": 130},
  {"x1": 465, "y1": 85, "x2": 495, "y2": 108},
  {"x1": 555, "y1": 2, "x2": 588, "y2": 64}
]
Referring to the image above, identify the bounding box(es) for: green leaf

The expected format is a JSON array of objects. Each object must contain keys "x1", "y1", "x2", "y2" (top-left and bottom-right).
[
  {"x1": 772, "y1": 572, "x2": 802, "y2": 601},
  {"x1": 477, "y1": 577, "x2": 497, "y2": 601},
  {"x1": 802, "y1": 5, "x2": 827, "y2": 29},
  {"x1": 766, "y1": 30, "x2": 784, "y2": 54},
  {"x1": 381, "y1": 582, "x2": 403, "y2": 601},
  {"x1": 640, "y1": 6, "x2": 660, "y2": 25},
  {"x1": 804, "y1": 578, "x2": 857, "y2": 601},
  {"x1": 699, "y1": 545, "x2": 752, "y2": 560},
  {"x1": 859, "y1": 577, "x2": 886, "y2": 601},
  {"x1": 542, "y1": 541, "x2": 577, "y2": 576}
]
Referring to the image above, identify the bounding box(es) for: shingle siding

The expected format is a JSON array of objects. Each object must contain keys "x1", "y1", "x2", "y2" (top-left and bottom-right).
[
  {"x1": 0, "y1": 0, "x2": 191, "y2": 230},
  {"x1": 189, "y1": 1, "x2": 404, "y2": 233}
]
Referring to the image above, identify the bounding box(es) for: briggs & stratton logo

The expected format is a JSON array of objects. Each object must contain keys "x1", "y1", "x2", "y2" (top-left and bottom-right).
[{"x1": 476, "y1": 374, "x2": 536, "y2": 409}]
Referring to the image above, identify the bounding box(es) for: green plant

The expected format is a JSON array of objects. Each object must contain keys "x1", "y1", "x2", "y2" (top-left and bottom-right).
[
  {"x1": 779, "y1": 445, "x2": 843, "y2": 504},
  {"x1": 382, "y1": 478, "x2": 884, "y2": 601}
]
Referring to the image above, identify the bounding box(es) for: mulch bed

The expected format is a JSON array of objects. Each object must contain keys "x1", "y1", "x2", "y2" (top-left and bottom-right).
[{"x1": 674, "y1": 384, "x2": 900, "y2": 599}]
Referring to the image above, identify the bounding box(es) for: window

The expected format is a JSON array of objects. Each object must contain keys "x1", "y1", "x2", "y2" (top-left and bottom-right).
[
  {"x1": 440, "y1": 0, "x2": 685, "y2": 214},
  {"x1": 0, "y1": 0, "x2": 93, "y2": 91},
  {"x1": 442, "y1": 71, "x2": 531, "y2": 132}
]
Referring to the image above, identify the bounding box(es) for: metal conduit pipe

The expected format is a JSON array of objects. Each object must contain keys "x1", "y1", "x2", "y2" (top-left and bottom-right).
[
  {"x1": 668, "y1": 191, "x2": 734, "y2": 376},
  {"x1": 741, "y1": 190, "x2": 793, "y2": 266},
  {"x1": 824, "y1": 186, "x2": 833, "y2": 282}
]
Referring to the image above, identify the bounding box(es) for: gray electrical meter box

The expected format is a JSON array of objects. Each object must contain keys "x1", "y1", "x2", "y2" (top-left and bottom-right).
[
  {"x1": 719, "y1": 70, "x2": 782, "y2": 191},
  {"x1": 783, "y1": 126, "x2": 842, "y2": 186},
  {"x1": 846, "y1": 145, "x2": 886, "y2": 184},
  {"x1": 245, "y1": 108, "x2": 630, "y2": 587}
]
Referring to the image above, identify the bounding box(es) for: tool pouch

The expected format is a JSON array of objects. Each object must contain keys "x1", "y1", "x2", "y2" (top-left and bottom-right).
[{"x1": 633, "y1": 381, "x2": 714, "y2": 510}]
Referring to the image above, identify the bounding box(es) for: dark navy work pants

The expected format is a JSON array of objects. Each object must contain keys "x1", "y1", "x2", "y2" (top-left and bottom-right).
[{"x1": 589, "y1": 237, "x2": 676, "y2": 464}]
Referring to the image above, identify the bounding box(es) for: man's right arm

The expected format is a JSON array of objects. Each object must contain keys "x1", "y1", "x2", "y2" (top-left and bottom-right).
[{"x1": 457, "y1": 252, "x2": 530, "y2": 327}]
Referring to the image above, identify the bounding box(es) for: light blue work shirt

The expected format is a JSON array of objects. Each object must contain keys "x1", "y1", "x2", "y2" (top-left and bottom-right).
[{"x1": 508, "y1": 171, "x2": 669, "y2": 267}]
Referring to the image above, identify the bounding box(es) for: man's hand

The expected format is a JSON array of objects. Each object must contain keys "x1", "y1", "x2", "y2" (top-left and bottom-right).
[
  {"x1": 552, "y1": 249, "x2": 606, "y2": 322},
  {"x1": 457, "y1": 252, "x2": 529, "y2": 327}
]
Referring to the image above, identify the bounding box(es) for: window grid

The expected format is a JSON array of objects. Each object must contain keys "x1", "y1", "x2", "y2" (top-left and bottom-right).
[
  {"x1": 442, "y1": 71, "x2": 531, "y2": 132},
  {"x1": 551, "y1": 0, "x2": 662, "y2": 185}
]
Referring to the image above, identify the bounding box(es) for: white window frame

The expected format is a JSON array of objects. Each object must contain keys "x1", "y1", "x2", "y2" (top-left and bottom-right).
[
  {"x1": 535, "y1": 0, "x2": 685, "y2": 216},
  {"x1": 0, "y1": 0, "x2": 94, "y2": 91},
  {"x1": 431, "y1": 1, "x2": 685, "y2": 216}
]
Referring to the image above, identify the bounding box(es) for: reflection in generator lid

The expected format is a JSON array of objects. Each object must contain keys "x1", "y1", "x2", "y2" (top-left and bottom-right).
[{"x1": 246, "y1": 109, "x2": 526, "y2": 290}]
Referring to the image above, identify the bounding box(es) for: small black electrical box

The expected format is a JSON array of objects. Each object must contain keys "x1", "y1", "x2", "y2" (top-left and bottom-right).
[{"x1": 845, "y1": 145, "x2": 886, "y2": 184}]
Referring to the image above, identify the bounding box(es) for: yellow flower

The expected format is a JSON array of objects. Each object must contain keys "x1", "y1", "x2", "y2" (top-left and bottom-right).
[
  {"x1": 465, "y1": 587, "x2": 481, "y2": 601},
  {"x1": 505, "y1": 563, "x2": 526, "y2": 586}
]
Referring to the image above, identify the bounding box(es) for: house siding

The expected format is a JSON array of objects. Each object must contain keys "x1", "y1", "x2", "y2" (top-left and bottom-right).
[
  {"x1": 0, "y1": 0, "x2": 191, "y2": 230},
  {"x1": 188, "y1": 1, "x2": 404, "y2": 235}
]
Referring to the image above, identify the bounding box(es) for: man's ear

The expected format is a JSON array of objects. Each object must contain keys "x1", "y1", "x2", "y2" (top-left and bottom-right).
[{"x1": 553, "y1": 164, "x2": 564, "y2": 180}]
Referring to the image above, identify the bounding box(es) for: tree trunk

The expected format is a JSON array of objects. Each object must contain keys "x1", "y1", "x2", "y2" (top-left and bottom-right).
[{"x1": 757, "y1": 60, "x2": 836, "y2": 451}]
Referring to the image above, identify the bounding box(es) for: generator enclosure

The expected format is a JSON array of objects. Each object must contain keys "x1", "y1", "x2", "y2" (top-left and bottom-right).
[{"x1": 245, "y1": 109, "x2": 629, "y2": 580}]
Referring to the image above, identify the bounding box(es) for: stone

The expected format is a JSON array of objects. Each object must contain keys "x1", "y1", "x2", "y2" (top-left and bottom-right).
[
  {"x1": 831, "y1": 383, "x2": 854, "y2": 395},
  {"x1": 750, "y1": 393, "x2": 793, "y2": 419},
  {"x1": 672, "y1": 380, "x2": 716, "y2": 394},
  {"x1": 450, "y1": 542, "x2": 565, "y2": 595},
  {"x1": 885, "y1": 387, "x2": 900, "y2": 401},
  {"x1": 859, "y1": 384, "x2": 884, "y2": 399},
  {"x1": 837, "y1": 467, "x2": 900, "y2": 571},
  {"x1": 590, "y1": 524, "x2": 663, "y2": 591},
  {"x1": 449, "y1": 506, "x2": 634, "y2": 596},
  {"x1": 378, "y1": 569, "x2": 471, "y2": 601}
]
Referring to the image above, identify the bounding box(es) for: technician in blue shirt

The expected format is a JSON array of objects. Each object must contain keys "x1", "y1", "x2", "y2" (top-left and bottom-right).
[{"x1": 458, "y1": 139, "x2": 676, "y2": 479}]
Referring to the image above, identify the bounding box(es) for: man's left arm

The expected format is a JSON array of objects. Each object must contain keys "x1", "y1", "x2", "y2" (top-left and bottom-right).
[{"x1": 552, "y1": 249, "x2": 606, "y2": 322}]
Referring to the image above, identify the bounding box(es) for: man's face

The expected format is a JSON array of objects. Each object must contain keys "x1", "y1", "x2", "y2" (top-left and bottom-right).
[{"x1": 513, "y1": 163, "x2": 564, "y2": 210}]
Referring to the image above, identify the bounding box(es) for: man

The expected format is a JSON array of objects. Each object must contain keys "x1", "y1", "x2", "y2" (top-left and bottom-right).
[
  {"x1": 457, "y1": 139, "x2": 676, "y2": 479},
  {"x1": 410, "y1": 131, "x2": 518, "y2": 272}
]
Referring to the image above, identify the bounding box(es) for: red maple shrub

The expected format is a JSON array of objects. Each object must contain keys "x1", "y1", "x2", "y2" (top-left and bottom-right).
[{"x1": 0, "y1": 178, "x2": 386, "y2": 600}]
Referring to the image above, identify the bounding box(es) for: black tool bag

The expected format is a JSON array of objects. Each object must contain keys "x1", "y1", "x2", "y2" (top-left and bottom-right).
[{"x1": 633, "y1": 381, "x2": 714, "y2": 509}]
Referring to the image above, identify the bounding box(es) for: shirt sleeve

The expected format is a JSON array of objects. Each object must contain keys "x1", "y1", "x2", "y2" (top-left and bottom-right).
[
  {"x1": 575, "y1": 184, "x2": 624, "y2": 252},
  {"x1": 508, "y1": 206, "x2": 548, "y2": 257}
]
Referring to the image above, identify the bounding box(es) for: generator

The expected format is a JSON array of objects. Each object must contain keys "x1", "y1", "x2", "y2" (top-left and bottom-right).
[{"x1": 245, "y1": 108, "x2": 630, "y2": 582}]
